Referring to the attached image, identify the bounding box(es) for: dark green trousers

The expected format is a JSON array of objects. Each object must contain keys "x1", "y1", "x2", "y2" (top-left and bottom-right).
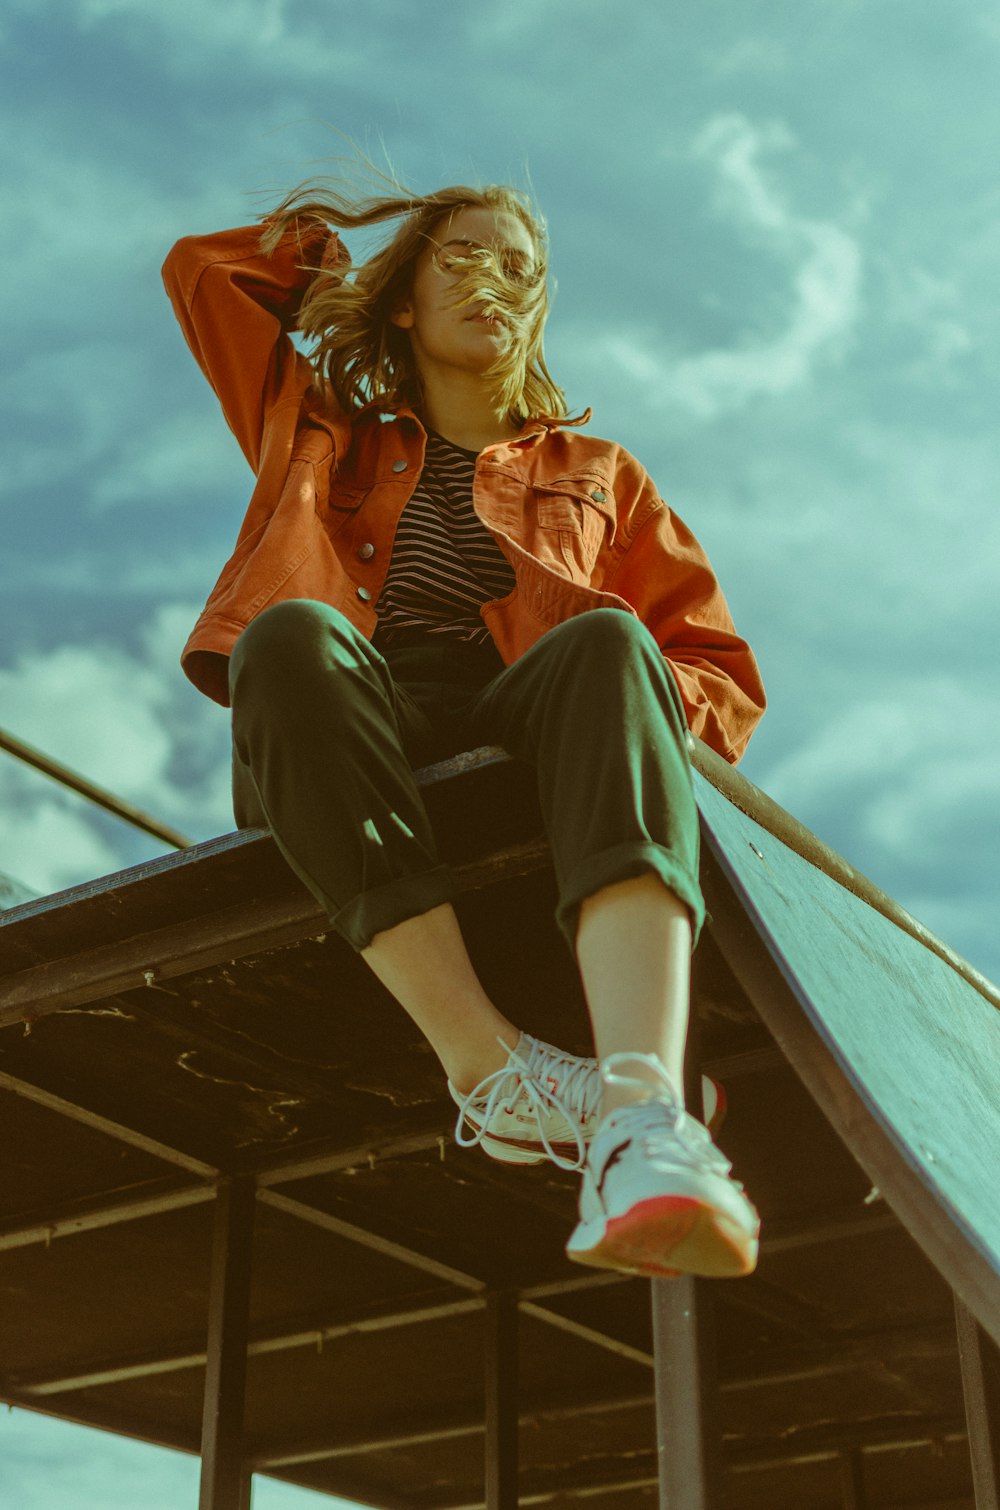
[{"x1": 229, "y1": 601, "x2": 703, "y2": 953}]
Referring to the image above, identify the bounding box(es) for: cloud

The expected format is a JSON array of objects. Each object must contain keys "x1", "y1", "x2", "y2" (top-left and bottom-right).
[
  {"x1": 599, "y1": 114, "x2": 863, "y2": 419},
  {"x1": 79, "y1": 0, "x2": 289, "y2": 43},
  {"x1": 455, "y1": 0, "x2": 574, "y2": 43},
  {"x1": 3, "y1": 629, "x2": 175, "y2": 800},
  {"x1": 68, "y1": 0, "x2": 366, "y2": 84},
  {"x1": 89, "y1": 407, "x2": 249, "y2": 513},
  {"x1": 754, "y1": 676, "x2": 1000, "y2": 980},
  {"x1": 0, "y1": 785, "x2": 120, "y2": 901},
  {"x1": 0, "y1": 603, "x2": 233, "y2": 898},
  {"x1": 708, "y1": 38, "x2": 790, "y2": 76},
  {"x1": 763, "y1": 685, "x2": 997, "y2": 841},
  {"x1": 879, "y1": 259, "x2": 975, "y2": 380},
  {"x1": 0, "y1": 132, "x2": 180, "y2": 318},
  {"x1": 0, "y1": 344, "x2": 151, "y2": 499}
]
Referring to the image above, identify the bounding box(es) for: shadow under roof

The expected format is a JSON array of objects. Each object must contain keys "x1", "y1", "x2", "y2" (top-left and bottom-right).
[{"x1": 1, "y1": 742, "x2": 998, "y2": 1509}]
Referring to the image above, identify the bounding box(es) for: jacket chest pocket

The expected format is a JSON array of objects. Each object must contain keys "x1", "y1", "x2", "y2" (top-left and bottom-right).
[
  {"x1": 536, "y1": 484, "x2": 615, "y2": 580},
  {"x1": 314, "y1": 468, "x2": 371, "y2": 537}
]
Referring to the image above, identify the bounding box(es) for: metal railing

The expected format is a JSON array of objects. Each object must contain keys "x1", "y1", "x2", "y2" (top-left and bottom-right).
[{"x1": 0, "y1": 726, "x2": 193, "y2": 851}]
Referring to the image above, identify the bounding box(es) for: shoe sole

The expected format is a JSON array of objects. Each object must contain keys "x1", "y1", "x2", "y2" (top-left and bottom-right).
[
  {"x1": 459, "y1": 1120, "x2": 583, "y2": 1166},
  {"x1": 567, "y1": 1194, "x2": 759, "y2": 1280}
]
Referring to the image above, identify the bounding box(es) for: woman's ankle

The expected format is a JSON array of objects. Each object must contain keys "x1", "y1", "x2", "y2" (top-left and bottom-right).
[{"x1": 445, "y1": 1025, "x2": 521, "y2": 1097}]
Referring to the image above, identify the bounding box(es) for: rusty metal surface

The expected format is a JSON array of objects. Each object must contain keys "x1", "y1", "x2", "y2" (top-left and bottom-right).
[{"x1": 0, "y1": 746, "x2": 993, "y2": 1506}]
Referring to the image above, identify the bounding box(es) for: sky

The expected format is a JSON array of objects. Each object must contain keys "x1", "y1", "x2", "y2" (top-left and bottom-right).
[{"x1": 1, "y1": 0, "x2": 998, "y2": 1503}]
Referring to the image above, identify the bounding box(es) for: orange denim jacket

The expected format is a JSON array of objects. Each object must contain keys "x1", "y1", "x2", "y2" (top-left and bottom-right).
[{"x1": 163, "y1": 223, "x2": 766, "y2": 762}]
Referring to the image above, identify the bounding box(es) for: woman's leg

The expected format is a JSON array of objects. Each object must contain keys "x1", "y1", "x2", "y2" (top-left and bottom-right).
[
  {"x1": 466, "y1": 608, "x2": 758, "y2": 1274},
  {"x1": 361, "y1": 904, "x2": 519, "y2": 1092},
  {"x1": 229, "y1": 601, "x2": 518, "y2": 1088},
  {"x1": 468, "y1": 609, "x2": 703, "y2": 1109},
  {"x1": 575, "y1": 874, "x2": 692, "y2": 1117}
]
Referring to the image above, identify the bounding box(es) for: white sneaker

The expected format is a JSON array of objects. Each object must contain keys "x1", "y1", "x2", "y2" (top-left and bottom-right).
[
  {"x1": 566, "y1": 1053, "x2": 760, "y2": 1278},
  {"x1": 450, "y1": 1033, "x2": 600, "y2": 1170},
  {"x1": 450, "y1": 1037, "x2": 728, "y2": 1174}
]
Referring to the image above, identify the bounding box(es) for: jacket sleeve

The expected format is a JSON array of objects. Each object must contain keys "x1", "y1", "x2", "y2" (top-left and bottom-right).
[
  {"x1": 161, "y1": 221, "x2": 347, "y2": 473},
  {"x1": 608, "y1": 500, "x2": 766, "y2": 763}
]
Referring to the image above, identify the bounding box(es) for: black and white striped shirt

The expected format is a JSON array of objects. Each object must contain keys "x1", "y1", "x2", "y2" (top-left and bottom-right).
[{"x1": 376, "y1": 431, "x2": 517, "y2": 644}]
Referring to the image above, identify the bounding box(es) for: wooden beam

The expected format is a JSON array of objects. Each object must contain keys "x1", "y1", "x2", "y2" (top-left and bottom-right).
[
  {"x1": 199, "y1": 1176, "x2": 256, "y2": 1510},
  {"x1": 23, "y1": 1310, "x2": 958, "y2": 1429},
  {"x1": 256, "y1": 1128, "x2": 449, "y2": 1186},
  {"x1": 3, "y1": 1391, "x2": 968, "y2": 1510},
  {"x1": 249, "y1": 1309, "x2": 964, "y2": 1470},
  {"x1": 12, "y1": 1303, "x2": 955, "y2": 1408},
  {"x1": 253, "y1": 1388, "x2": 656, "y2": 1469},
  {"x1": 0, "y1": 1068, "x2": 217, "y2": 1177},
  {"x1": 257, "y1": 1188, "x2": 484, "y2": 1292},
  {"x1": 519, "y1": 1271, "x2": 631, "y2": 1301},
  {"x1": 14, "y1": 1298, "x2": 484, "y2": 1396},
  {"x1": 434, "y1": 1417, "x2": 970, "y2": 1509},
  {"x1": 0, "y1": 1180, "x2": 214, "y2": 1252},
  {"x1": 518, "y1": 1300, "x2": 652, "y2": 1369},
  {"x1": 0, "y1": 1133, "x2": 898, "y2": 1261}
]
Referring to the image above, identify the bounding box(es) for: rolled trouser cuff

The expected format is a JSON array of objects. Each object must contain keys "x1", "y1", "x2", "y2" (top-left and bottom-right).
[
  {"x1": 331, "y1": 866, "x2": 457, "y2": 952},
  {"x1": 556, "y1": 840, "x2": 705, "y2": 951}
]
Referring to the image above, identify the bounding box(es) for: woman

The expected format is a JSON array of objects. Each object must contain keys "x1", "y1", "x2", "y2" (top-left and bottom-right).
[{"x1": 163, "y1": 174, "x2": 766, "y2": 1279}]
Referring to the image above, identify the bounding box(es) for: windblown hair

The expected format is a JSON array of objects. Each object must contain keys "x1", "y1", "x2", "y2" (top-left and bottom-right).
[{"x1": 260, "y1": 172, "x2": 569, "y2": 422}]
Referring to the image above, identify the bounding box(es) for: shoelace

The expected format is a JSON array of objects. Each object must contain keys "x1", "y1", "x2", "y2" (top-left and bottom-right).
[
  {"x1": 453, "y1": 1035, "x2": 600, "y2": 1171},
  {"x1": 601, "y1": 1053, "x2": 736, "y2": 1181}
]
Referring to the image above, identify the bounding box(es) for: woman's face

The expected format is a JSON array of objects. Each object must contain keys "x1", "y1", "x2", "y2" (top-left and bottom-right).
[{"x1": 391, "y1": 205, "x2": 539, "y2": 388}]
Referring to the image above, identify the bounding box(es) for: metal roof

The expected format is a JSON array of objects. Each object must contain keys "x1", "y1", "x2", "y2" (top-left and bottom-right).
[{"x1": 1, "y1": 743, "x2": 998, "y2": 1509}]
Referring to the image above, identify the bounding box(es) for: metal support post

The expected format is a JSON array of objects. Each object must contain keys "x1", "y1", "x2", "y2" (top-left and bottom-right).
[
  {"x1": 652, "y1": 1276, "x2": 720, "y2": 1509},
  {"x1": 199, "y1": 1175, "x2": 257, "y2": 1510},
  {"x1": 651, "y1": 1006, "x2": 721, "y2": 1508},
  {"x1": 484, "y1": 1289, "x2": 519, "y2": 1510},
  {"x1": 839, "y1": 1447, "x2": 867, "y2": 1509},
  {"x1": 955, "y1": 1295, "x2": 1000, "y2": 1510}
]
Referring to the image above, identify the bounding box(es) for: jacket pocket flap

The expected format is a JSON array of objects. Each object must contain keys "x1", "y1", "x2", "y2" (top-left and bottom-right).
[
  {"x1": 326, "y1": 482, "x2": 370, "y2": 512},
  {"x1": 535, "y1": 477, "x2": 616, "y2": 525}
]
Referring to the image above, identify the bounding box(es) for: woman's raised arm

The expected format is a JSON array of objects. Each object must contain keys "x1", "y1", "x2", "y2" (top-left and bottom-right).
[{"x1": 162, "y1": 220, "x2": 348, "y2": 472}]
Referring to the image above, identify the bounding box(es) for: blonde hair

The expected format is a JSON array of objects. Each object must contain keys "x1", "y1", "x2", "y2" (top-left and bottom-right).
[{"x1": 260, "y1": 173, "x2": 569, "y2": 422}]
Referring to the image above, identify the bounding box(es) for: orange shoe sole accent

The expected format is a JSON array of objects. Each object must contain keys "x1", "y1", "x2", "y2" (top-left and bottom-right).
[{"x1": 573, "y1": 1195, "x2": 758, "y2": 1280}]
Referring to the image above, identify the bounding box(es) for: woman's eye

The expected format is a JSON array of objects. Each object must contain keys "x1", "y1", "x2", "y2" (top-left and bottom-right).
[
  {"x1": 500, "y1": 253, "x2": 538, "y2": 286},
  {"x1": 433, "y1": 240, "x2": 537, "y2": 286},
  {"x1": 435, "y1": 244, "x2": 479, "y2": 273}
]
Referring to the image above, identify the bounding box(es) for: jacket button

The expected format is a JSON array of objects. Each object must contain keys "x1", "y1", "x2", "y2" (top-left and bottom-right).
[
  {"x1": 357, "y1": 543, "x2": 375, "y2": 561},
  {"x1": 356, "y1": 587, "x2": 372, "y2": 603},
  {"x1": 591, "y1": 488, "x2": 607, "y2": 503},
  {"x1": 392, "y1": 459, "x2": 407, "y2": 473}
]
